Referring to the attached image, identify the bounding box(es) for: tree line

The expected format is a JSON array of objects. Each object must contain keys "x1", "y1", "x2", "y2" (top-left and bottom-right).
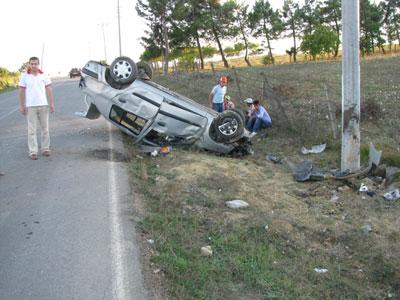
[{"x1": 135, "y1": 0, "x2": 400, "y2": 74}]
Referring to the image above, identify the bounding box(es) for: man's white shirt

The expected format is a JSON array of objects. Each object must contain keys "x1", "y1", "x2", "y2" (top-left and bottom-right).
[
  {"x1": 19, "y1": 72, "x2": 51, "y2": 107},
  {"x1": 211, "y1": 84, "x2": 226, "y2": 104}
]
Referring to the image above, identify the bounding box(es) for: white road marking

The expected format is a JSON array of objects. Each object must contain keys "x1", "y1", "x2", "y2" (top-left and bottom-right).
[
  {"x1": 108, "y1": 123, "x2": 129, "y2": 300},
  {"x1": 0, "y1": 107, "x2": 18, "y2": 121}
]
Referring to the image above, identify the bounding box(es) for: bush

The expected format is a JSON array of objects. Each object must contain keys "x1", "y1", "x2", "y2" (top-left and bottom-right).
[{"x1": 262, "y1": 55, "x2": 274, "y2": 65}]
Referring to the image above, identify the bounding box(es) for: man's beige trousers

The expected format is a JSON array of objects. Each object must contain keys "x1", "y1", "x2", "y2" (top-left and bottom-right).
[{"x1": 27, "y1": 106, "x2": 50, "y2": 155}]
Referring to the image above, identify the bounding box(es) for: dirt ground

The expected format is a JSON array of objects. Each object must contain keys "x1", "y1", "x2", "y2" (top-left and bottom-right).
[
  {"x1": 129, "y1": 142, "x2": 399, "y2": 298},
  {"x1": 129, "y1": 55, "x2": 400, "y2": 299}
]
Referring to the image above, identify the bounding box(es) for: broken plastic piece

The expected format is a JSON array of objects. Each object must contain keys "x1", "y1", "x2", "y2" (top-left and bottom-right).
[
  {"x1": 160, "y1": 146, "x2": 172, "y2": 155},
  {"x1": 301, "y1": 143, "x2": 326, "y2": 155},
  {"x1": 331, "y1": 169, "x2": 351, "y2": 178},
  {"x1": 225, "y1": 200, "x2": 249, "y2": 209},
  {"x1": 368, "y1": 142, "x2": 382, "y2": 168},
  {"x1": 383, "y1": 189, "x2": 400, "y2": 202},
  {"x1": 314, "y1": 268, "x2": 328, "y2": 273},
  {"x1": 359, "y1": 183, "x2": 369, "y2": 192},
  {"x1": 266, "y1": 154, "x2": 282, "y2": 164},
  {"x1": 140, "y1": 145, "x2": 161, "y2": 154},
  {"x1": 294, "y1": 160, "x2": 313, "y2": 182}
]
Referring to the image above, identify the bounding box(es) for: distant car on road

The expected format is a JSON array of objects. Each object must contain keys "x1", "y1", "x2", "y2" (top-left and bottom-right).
[
  {"x1": 79, "y1": 56, "x2": 251, "y2": 154},
  {"x1": 69, "y1": 68, "x2": 81, "y2": 78}
]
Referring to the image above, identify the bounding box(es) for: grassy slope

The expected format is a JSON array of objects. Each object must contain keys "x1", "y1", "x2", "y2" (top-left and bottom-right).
[{"x1": 128, "y1": 55, "x2": 400, "y2": 299}]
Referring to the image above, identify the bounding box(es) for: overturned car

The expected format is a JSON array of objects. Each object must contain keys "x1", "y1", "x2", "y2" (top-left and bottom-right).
[{"x1": 80, "y1": 56, "x2": 250, "y2": 154}]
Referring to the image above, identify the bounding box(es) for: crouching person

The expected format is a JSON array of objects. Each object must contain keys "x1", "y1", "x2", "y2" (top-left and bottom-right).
[{"x1": 246, "y1": 100, "x2": 272, "y2": 137}]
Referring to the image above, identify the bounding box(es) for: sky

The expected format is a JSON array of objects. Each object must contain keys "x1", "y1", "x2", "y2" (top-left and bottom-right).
[{"x1": 0, "y1": 0, "x2": 339, "y2": 76}]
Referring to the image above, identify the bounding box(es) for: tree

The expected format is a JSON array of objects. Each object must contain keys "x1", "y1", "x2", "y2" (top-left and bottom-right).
[
  {"x1": 233, "y1": 3, "x2": 253, "y2": 66},
  {"x1": 202, "y1": 45, "x2": 218, "y2": 58},
  {"x1": 136, "y1": 0, "x2": 185, "y2": 75},
  {"x1": 380, "y1": 0, "x2": 400, "y2": 51},
  {"x1": 300, "y1": 25, "x2": 340, "y2": 60},
  {"x1": 249, "y1": 0, "x2": 284, "y2": 64},
  {"x1": 300, "y1": 0, "x2": 323, "y2": 35},
  {"x1": 282, "y1": 0, "x2": 303, "y2": 62},
  {"x1": 174, "y1": 0, "x2": 209, "y2": 69},
  {"x1": 203, "y1": 0, "x2": 239, "y2": 68},
  {"x1": 320, "y1": 0, "x2": 342, "y2": 57},
  {"x1": 360, "y1": 0, "x2": 385, "y2": 55}
]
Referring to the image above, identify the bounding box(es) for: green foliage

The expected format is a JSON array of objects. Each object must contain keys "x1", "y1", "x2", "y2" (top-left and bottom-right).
[
  {"x1": 248, "y1": 42, "x2": 259, "y2": 51},
  {"x1": 319, "y1": 0, "x2": 341, "y2": 56},
  {"x1": 380, "y1": 0, "x2": 400, "y2": 47},
  {"x1": 300, "y1": 0, "x2": 323, "y2": 35},
  {"x1": 282, "y1": 0, "x2": 303, "y2": 62},
  {"x1": 234, "y1": 43, "x2": 245, "y2": 52},
  {"x1": 300, "y1": 25, "x2": 340, "y2": 60},
  {"x1": 140, "y1": 47, "x2": 162, "y2": 62},
  {"x1": 249, "y1": 0, "x2": 284, "y2": 63},
  {"x1": 174, "y1": 48, "x2": 199, "y2": 70},
  {"x1": 360, "y1": 0, "x2": 386, "y2": 55},
  {"x1": 202, "y1": 45, "x2": 218, "y2": 58},
  {"x1": 262, "y1": 55, "x2": 274, "y2": 65},
  {"x1": 0, "y1": 66, "x2": 18, "y2": 92},
  {"x1": 136, "y1": 0, "x2": 393, "y2": 69}
]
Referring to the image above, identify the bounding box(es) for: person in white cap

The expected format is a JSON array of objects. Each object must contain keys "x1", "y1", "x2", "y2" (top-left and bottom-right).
[{"x1": 244, "y1": 97, "x2": 255, "y2": 124}]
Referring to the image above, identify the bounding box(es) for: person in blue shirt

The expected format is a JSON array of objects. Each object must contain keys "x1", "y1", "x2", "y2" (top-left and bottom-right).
[
  {"x1": 209, "y1": 76, "x2": 228, "y2": 112},
  {"x1": 246, "y1": 99, "x2": 272, "y2": 137}
]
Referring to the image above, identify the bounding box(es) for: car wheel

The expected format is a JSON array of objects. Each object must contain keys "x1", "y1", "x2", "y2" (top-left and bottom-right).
[
  {"x1": 229, "y1": 108, "x2": 245, "y2": 123},
  {"x1": 109, "y1": 56, "x2": 137, "y2": 85},
  {"x1": 210, "y1": 110, "x2": 244, "y2": 143},
  {"x1": 105, "y1": 68, "x2": 131, "y2": 90},
  {"x1": 137, "y1": 61, "x2": 153, "y2": 80}
]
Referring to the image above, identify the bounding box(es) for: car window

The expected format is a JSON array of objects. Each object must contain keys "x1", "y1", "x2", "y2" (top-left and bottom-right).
[
  {"x1": 82, "y1": 62, "x2": 99, "y2": 78},
  {"x1": 109, "y1": 105, "x2": 147, "y2": 135}
]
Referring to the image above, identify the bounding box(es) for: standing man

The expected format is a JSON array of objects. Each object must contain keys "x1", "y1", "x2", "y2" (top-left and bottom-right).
[
  {"x1": 19, "y1": 57, "x2": 55, "y2": 160},
  {"x1": 246, "y1": 99, "x2": 272, "y2": 137},
  {"x1": 209, "y1": 76, "x2": 228, "y2": 113}
]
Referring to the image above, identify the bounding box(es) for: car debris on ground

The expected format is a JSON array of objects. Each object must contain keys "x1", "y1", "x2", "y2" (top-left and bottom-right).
[
  {"x1": 383, "y1": 189, "x2": 400, "y2": 201},
  {"x1": 359, "y1": 183, "x2": 369, "y2": 192},
  {"x1": 301, "y1": 143, "x2": 326, "y2": 155},
  {"x1": 225, "y1": 200, "x2": 249, "y2": 209},
  {"x1": 314, "y1": 268, "x2": 328, "y2": 274},
  {"x1": 266, "y1": 154, "x2": 282, "y2": 164},
  {"x1": 294, "y1": 143, "x2": 383, "y2": 182}
]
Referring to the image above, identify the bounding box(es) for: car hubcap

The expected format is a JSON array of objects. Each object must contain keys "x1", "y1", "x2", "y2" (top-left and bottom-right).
[
  {"x1": 113, "y1": 60, "x2": 132, "y2": 79},
  {"x1": 218, "y1": 118, "x2": 238, "y2": 136}
]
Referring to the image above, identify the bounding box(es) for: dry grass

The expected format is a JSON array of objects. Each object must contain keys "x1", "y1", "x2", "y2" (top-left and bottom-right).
[{"x1": 130, "y1": 55, "x2": 400, "y2": 299}]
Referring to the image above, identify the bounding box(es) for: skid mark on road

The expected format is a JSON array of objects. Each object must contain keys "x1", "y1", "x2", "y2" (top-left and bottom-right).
[{"x1": 108, "y1": 123, "x2": 129, "y2": 300}]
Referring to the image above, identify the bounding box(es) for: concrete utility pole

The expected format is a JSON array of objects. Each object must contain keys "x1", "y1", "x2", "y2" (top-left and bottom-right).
[
  {"x1": 117, "y1": 0, "x2": 122, "y2": 56},
  {"x1": 100, "y1": 23, "x2": 107, "y2": 63},
  {"x1": 341, "y1": 0, "x2": 361, "y2": 172},
  {"x1": 41, "y1": 42, "x2": 45, "y2": 70}
]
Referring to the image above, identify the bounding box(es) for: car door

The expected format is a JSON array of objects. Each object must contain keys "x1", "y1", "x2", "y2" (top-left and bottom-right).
[{"x1": 108, "y1": 87, "x2": 164, "y2": 139}]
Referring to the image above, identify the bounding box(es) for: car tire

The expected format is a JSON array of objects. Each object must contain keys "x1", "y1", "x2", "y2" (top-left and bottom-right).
[
  {"x1": 210, "y1": 110, "x2": 244, "y2": 143},
  {"x1": 109, "y1": 56, "x2": 137, "y2": 85},
  {"x1": 105, "y1": 68, "x2": 131, "y2": 90},
  {"x1": 228, "y1": 108, "x2": 245, "y2": 123},
  {"x1": 137, "y1": 61, "x2": 153, "y2": 80}
]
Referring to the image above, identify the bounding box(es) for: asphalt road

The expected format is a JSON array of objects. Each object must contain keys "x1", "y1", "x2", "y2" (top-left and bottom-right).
[{"x1": 0, "y1": 80, "x2": 148, "y2": 300}]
